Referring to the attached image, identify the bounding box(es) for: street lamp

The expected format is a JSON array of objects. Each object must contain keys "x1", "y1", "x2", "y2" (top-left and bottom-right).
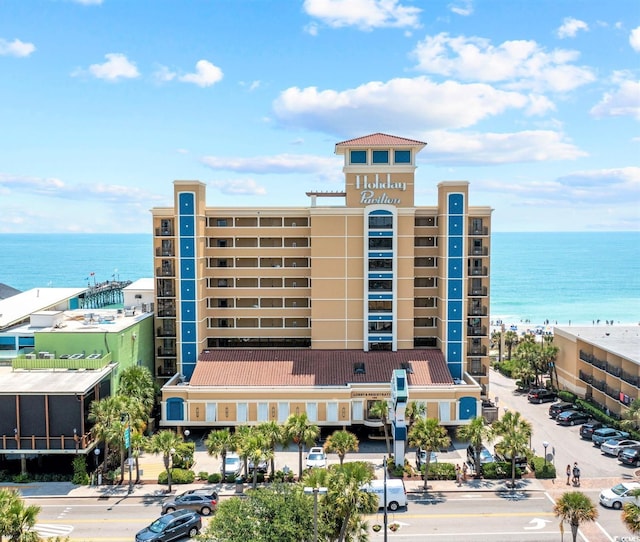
[
  {"x1": 73, "y1": 428, "x2": 79, "y2": 454},
  {"x1": 383, "y1": 456, "x2": 388, "y2": 542},
  {"x1": 304, "y1": 486, "x2": 328, "y2": 542},
  {"x1": 543, "y1": 441, "x2": 549, "y2": 468},
  {"x1": 94, "y1": 447, "x2": 100, "y2": 469},
  {"x1": 121, "y1": 413, "x2": 133, "y2": 494}
]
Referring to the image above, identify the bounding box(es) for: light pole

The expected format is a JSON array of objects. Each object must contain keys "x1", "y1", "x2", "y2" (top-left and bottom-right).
[
  {"x1": 94, "y1": 448, "x2": 101, "y2": 485},
  {"x1": 121, "y1": 414, "x2": 133, "y2": 494},
  {"x1": 304, "y1": 486, "x2": 328, "y2": 542},
  {"x1": 543, "y1": 441, "x2": 549, "y2": 468},
  {"x1": 73, "y1": 428, "x2": 79, "y2": 454},
  {"x1": 383, "y1": 456, "x2": 388, "y2": 542}
]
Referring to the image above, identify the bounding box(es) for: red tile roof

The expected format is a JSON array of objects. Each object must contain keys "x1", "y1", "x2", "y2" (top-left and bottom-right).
[
  {"x1": 190, "y1": 349, "x2": 452, "y2": 387},
  {"x1": 335, "y1": 133, "x2": 427, "y2": 148}
]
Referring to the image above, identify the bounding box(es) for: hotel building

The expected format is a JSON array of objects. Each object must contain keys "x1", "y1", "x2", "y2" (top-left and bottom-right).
[{"x1": 151, "y1": 133, "x2": 493, "y2": 433}]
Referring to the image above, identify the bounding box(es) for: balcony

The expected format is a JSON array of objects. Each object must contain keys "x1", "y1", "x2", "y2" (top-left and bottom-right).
[
  {"x1": 467, "y1": 326, "x2": 487, "y2": 337},
  {"x1": 470, "y1": 286, "x2": 487, "y2": 297},
  {"x1": 155, "y1": 226, "x2": 174, "y2": 236},
  {"x1": 469, "y1": 366, "x2": 488, "y2": 377},
  {"x1": 157, "y1": 348, "x2": 176, "y2": 357},
  {"x1": 468, "y1": 306, "x2": 488, "y2": 317},
  {"x1": 469, "y1": 247, "x2": 488, "y2": 256},
  {"x1": 469, "y1": 266, "x2": 488, "y2": 276},
  {"x1": 157, "y1": 326, "x2": 176, "y2": 337},
  {"x1": 469, "y1": 226, "x2": 489, "y2": 235},
  {"x1": 468, "y1": 346, "x2": 487, "y2": 356}
]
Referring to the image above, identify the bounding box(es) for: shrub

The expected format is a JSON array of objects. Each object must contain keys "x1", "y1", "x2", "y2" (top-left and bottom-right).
[
  {"x1": 481, "y1": 461, "x2": 521, "y2": 479},
  {"x1": 12, "y1": 472, "x2": 32, "y2": 483},
  {"x1": 72, "y1": 455, "x2": 90, "y2": 485},
  {"x1": 157, "y1": 468, "x2": 195, "y2": 485},
  {"x1": 197, "y1": 471, "x2": 209, "y2": 481},
  {"x1": 530, "y1": 457, "x2": 556, "y2": 479},
  {"x1": 426, "y1": 462, "x2": 456, "y2": 480},
  {"x1": 208, "y1": 472, "x2": 222, "y2": 484}
]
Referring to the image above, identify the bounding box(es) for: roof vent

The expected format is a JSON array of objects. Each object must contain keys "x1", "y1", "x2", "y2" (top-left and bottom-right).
[
  {"x1": 354, "y1": 362, "x2": 366, "y2": 375},
  {"x1": 400, "y1": 361, "x2": 414, "y2": 374}
]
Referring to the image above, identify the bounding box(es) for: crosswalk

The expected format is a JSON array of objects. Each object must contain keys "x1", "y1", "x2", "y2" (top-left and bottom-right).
[{"x1": 33, "y1": 523, "x2": 74, "y2": 538}]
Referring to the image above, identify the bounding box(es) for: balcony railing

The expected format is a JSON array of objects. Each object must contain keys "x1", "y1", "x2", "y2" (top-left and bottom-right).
[
  {"x1": 155, "y1": 227, "x2": 174, "y2": 236},
  {"x1": 468, "y1": 306, "x2": 487, "y2": 316},
  {"x1": 467, "y1": 326, "x2": 487, "y2": 337},
  {"x1": 469, "y1": 226, "x2": 489, "y2": 235},
  {"x1": 469, "y1": 266, "x2": 488, "y2": 276},
  {"x1": 468, "y1": 346, "x2": 487, "y2": 355},
  {"x1": 580, "y1": 350, "x2": 639, "y2": 387},
  {"x1": 13, "y1": 352, "x2": 112, "y2": 370},
  {"x1": 469, "y1": 366, "x2": 488, "y2": 376},
  {"x1": 470, "y1": 287, "x2": 487, "y2": 296}
]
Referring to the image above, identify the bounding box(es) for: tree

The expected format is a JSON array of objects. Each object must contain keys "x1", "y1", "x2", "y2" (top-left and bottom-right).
[
  {"x1": 130, "y1": 432, "x2": 147, "y2": 483},
  {"x1": 409, "y1": 417, "x2": 451, "y2": 490},
  {"x1": 243, "y1": 429, "x2": 272, "y2": 488},
  {"x1": 117, "y1": 365, "x2": 156, "y2": 416},
  {"x1": 283, "y1": 413, "x2": 320, "y2": 479},
  {"x1": 200, "y1": 483, "x2": 315, "y2": 542},
  {"x1": 622, "y1": 489, "x2": 640, "y2": 534},
  {"x1": 491, "y1": 330, "x2": 503, "y2": 362},
  {"x1": 205, "y1": 428, "x2": 234, "y2": 480},
  {"x1": 256, "y1": 421, "x2": 283, "y2": 478},
  {"x1": 405, "y1": 401, "x2": 426, "y2": 429},
  {"x1": 503, "y1": 330, "x2": 519, "y2": 360},
  {"x1": 369, "y1": 399, "x2": 391, "y2": 455},
  {"x1": 88, "y1": 395, "x2": 128, "y2": 474},
  {"x1": 456, "y1": 416, "x2": 492, "y2": 477},
  {"x1": 323, "y1": 430, "x2": 359, "y2": 465},
  {"x1": 553, "y1": 491, "x2": 598, "y2": 542},
  {"x1": 492, "y1": 410, "x2": 532, "y2": 489},
  {"x1": 621, "y1": 400, "x2": 640, "y2": 432},
  {"x1": 0, "y1": 488, "x2": 41, "y2": 542},
  {"x1": 146, "y1": 430, "x2": 183, "y2": 492}
]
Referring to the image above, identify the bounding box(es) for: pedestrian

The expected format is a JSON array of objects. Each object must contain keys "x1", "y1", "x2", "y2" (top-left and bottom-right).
[
  {"x1": 566, "y1": 464, "x2": 571, "y2": 485},
  {"x1": 462, "y1": 462, "x2": 468, "y2": 481},
  {"x1": 456, "y1": 464, "x2": 462, "y2": 486},
  {"x1": 572, "y1": 462, "x2": 581, "y2": 486}
]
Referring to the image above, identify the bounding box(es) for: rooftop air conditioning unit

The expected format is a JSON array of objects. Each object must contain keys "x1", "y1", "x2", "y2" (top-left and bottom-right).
[
  {"x1": 43, "y1": 353, "x2": 55, "y2": 359},
  {"x1": 25, "y1": 353, "x2": 36, "y2": 359}
]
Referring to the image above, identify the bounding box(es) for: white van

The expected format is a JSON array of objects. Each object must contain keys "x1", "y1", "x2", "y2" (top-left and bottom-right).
[{"x1": 361, "y1": 479, "x2": 407, "y2": 511}]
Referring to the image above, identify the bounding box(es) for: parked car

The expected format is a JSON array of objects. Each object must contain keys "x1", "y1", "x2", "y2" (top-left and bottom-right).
[
  {"x1": 416, "y1": 448, "x2": 438, "y2": 471},
  {"x1": 599, "y1": 482, "x2": 640, "y2": 509},
  {"x1": 466, "y1": 445, "x2": 494, "y2": 467},
  {"x1": 248, "y1": 458, "x2": 268, "y2": 473},
  {"x1": 556, "y1": 410, "x2": 590, "y2": 426},
  {"x1": 592, "y1": 428, "x2": 630, "y2": 446},
  {"x1": 601, "y1": 439, "x2": 640, "y2": 457},
  {"x1": 527, "y1": 388, "x2": 557, "y2": 404},
  {"x1": 580, "y1": 421, "x2": 608, "y2": 440},
  {"x1": 221, "y1": 452, "x2": 242, "y2": 478},
  {"x1": 135, "y1": 509, "x2": 202, "y2": 541},
  {"x1": 305, "y1": 447, "x2": 327, "y2": 468},
  {"x1": 548, "y1": 402, "x2": 577, "y2": 419},
  {"x1": 161, "y1": 492, "x2": 217, "y2": 516},
  {"x1": 494, "y1": 449, "x2": 528, "y2": 470},
  {"x1": 618, "y1": 446, "x2": 640, "y2": 467}
]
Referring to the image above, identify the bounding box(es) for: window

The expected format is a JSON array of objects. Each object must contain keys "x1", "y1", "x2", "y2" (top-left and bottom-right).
[
  {"x1": 327, "y1": 403, "x2": 338, "y2": 422},
  {"x1": 372, "y1": 150, "x2": 389, "y2": 164},
  {"x1": 369, "y1": 238, "x2": 393, "y2": 250},
  {"x1": 206, "y1": 403, "x2": 216, "y2": 422},
  {"x1": 368, "y1": 215, "x2": 393, "y2": 229},
  {"x1": 350, "y1": 150, "x2": 367, "y2": 164},
  {"x1": 278, "y1": 402, "x2": 289, "y2": 423},
  {"x1": 307, "y1": 402, "x2": 318, "y2": 422},
  {"x1": 257, "y1": 402, "x2": 268, "y2": 422},
  {"x1": 369, "y1": 259, "x2": 392, "y2": 271},
  {"x1": 217, "y1": 219, "x2": 227, "y2": 227},
  {"x1": 394, "y1": 150, "x2": 410, "y2": 163},
  {"x1": 237, "y1": 403, "x2": 248, "y2": 422}
]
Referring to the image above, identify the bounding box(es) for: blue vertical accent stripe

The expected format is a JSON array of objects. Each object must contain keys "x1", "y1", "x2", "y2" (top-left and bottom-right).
[
  {"x1": 178, "y1": 192, "x2": 197, "y2": 380},
  {"x1": 446, "y1": 193, "x2": 464, "y2": 378}
]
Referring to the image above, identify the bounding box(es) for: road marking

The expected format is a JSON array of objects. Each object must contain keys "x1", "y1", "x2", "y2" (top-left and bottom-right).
[
  {"x1": 33, "y1": 523, "x2": 74, "y2": 537},
  {"x1": 524, "y1": 518, "x2": 552, "y2": 530}
]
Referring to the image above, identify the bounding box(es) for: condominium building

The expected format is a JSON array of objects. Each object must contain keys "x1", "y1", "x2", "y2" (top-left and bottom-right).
[{"x1": 151, "y1": 133, "x2": 492, "y2": 432}]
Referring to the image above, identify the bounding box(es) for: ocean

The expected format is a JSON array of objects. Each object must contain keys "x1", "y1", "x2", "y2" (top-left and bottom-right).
[{"x1": 0, "y1": 232, "x2": 638, "y2": 327}]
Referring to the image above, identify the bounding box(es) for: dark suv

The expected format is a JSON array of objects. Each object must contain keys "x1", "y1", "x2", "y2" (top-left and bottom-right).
[
  {"x1": 619, "y1": 446, "x2": 640, "y2": 467},
  {"x1": 548, "y1": 402, "x2": 576, "y2": 419},
  {"x1": 580, "y1": 421, "x2": 608, "y2": 440},
  {"x1": 527, "y1": 388, "x2": 557, "y2": 404}
]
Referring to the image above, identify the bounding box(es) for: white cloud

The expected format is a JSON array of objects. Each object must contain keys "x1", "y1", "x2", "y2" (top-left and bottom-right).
[
  {"x1": 418, "y1": 129, "x2": 587, "y2": 165},
  {"x1": 556, "y1": 17, "x2": 589, "y2": 39},
  {"x1": 84, "y1": 53, "x2": 140, "y2": 81},
  {"x1": 273, "y1": 77, "x2": 549, "y2": 134},
  {"x1": 590, "y1": 77, "x2": 640, "y2": 120},
  {"x1": 412, "y1": 33, "x2": 595, "y2": 92},
  {"x1": 303, "y1": 0, "x2": 421, "y2": 30},
  {"x1": 449, "y1": 0, "x2": 473, "y2": 16},
  {"x1": 153, "y1": 65, "x2": 177, "y2": 83},
  {"x1": 0, "y1": 38, "x2": 36, "y2": 57},
  {"x1": 178, "y1": 60, "x2": 223, "y2": 87},
  {"x1": 209, "y1": 179, "x2": 267, "y2": 196},
  {"x1": 71, "y1": 0, "x2": 103, "y2": 4},
  {"x1": 630, "y1": 26, "x2": 640, "y2": 52},
  {"x1": 201, "y1": 153, "x2": 340, "y2": 175}
]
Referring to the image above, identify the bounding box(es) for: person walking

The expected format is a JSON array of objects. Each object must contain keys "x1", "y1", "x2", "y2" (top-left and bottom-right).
[
  {"x1": 462, "y1": 462, "x2": 468, "y2": 482},
  {"x1": 572, "y1": 462, "x2": 581, "y2": 486},
  {"x1": 456, "y1": 464, "x2": 462, "y2": 486},
  {"x1": 566, "y1": 464, "x2": 571, "y2": 485}
]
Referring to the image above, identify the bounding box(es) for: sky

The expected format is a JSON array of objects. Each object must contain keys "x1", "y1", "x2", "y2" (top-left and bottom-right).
[{"x1": 0, "y1": 0, "x2": 638, "y2": 233}]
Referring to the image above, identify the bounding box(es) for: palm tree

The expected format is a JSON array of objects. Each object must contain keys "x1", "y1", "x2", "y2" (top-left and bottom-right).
[
  {"x1": 369, "y1": 399, "x2": 391, "y2": 455},
  {"x1": 117, "y1": 365, "x2": 156, "y2": 416},
  {"x1": 243, "y1": 430, "x2": 271, "y2": 489},
  {"x1": 130, "y1": 432, "x2": 147, "y2": 483},
  {"x1": 622, "y1": 489, "x2": 640, "y2": 534},
  {"x1": 205, "y1": 428, "x2": 234, "y2": 480},
  {"x1": 323, "y1": 430, "x2": 359, "y2": 465},
  {"x1": 409, "y1": 417, "x2": 451, "y2": 490},
  {"x1": 503, "y1": 330, "x2": 519, "y2": 360},
  {"x1": 405, "y1": 401, "x2": 426, "y2": 429},
  {"x1": 492, "y1": 410, "x2": 532, "y2": 489},
  {"x1": 456, "y1": 416, "x2": 492, "y2": 477},
  {"x1": 621, "y1": 400, "x2": 640, "y2": 432},
  {"x1": 146, "y1": 429, "x2": 183, "y2": 493},
  {"x1": 0, "y1": 488, "x2": 41, "y2": 542},
  {"x1": 491, "y1": 330, "x2": 503, "y2": 362},
  {"x1": 283, "y1": 413, "x2": 320, "y2": 479},
  {"x1": 256, "y1": 421, "x2": 283, "y2": 479},
  {"x1": 88, "y1": 395, "x2": 129, "y2": 476},
  {"x1": 539, "y1": 336, "x2": 559, "y2": 389},
  {"x1": 553, "y1": 491, "x2": 598, "y2": 542}
]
